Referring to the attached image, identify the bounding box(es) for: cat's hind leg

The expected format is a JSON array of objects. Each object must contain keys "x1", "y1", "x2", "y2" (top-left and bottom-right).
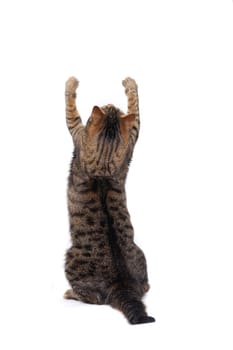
[
  {"x1": 64, "y1": 289, "x2": 80, "y2": 301},
  {"x1": 64, "y1": 282, "x2": 106, "y2": 305}
]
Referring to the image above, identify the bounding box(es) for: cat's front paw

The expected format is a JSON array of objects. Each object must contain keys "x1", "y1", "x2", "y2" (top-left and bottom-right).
[
  {"x1": 66, "y1": 76, "x2": 79, "y2": 94},
  {"x1": 122, "y1": 77, "x2": 138, "y2": 94}
]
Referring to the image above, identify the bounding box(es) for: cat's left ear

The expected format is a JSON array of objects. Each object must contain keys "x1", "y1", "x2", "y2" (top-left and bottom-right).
[
  {"x1": 91, "y1": 106, "x2": 105, "y2": 125},
  {"x1": 92, "y1": 106, "x2": 105, "y2": 118}
]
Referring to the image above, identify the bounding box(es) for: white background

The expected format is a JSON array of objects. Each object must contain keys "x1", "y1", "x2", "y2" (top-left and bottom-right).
[{"x1": 0, "y1": 0, "x2": 233, "y2": 349}]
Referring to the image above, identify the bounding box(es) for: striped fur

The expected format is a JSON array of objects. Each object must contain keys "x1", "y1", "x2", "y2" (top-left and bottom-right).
[{"x1": 64, "y1": 77, "x2": 155, "y2": 324}]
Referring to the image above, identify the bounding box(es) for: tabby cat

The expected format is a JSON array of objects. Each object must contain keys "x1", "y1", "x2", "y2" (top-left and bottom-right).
[{"x1": 64, "y1": 76, "x2": 155, "y2": 324}]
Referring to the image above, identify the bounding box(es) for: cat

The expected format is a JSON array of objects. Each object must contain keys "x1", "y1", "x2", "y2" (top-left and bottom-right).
[{"x1": 64, "y1": 76, "x2": 155, "y2": 325}]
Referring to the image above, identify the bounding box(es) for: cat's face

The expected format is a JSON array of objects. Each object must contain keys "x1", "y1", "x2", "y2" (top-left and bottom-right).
[{"x1": 81, "y1": 105, "x2": 136, "y2": 177}]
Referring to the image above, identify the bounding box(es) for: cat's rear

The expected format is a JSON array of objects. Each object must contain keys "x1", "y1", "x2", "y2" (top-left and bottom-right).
[{"x1": 64, "y1": 77, "x2": 155, "y2": 324}]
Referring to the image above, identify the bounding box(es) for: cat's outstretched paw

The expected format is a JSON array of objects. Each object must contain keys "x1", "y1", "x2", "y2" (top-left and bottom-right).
[
  {"x1": 66, "y1": 76, "x2": 79, "y2": 94},
  {"x1": 122, "y1": 77, "x2": 138, "y2": 94}
]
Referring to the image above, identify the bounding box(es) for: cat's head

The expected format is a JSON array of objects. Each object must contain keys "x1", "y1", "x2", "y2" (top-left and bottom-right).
[{"x1": 79, "y1": 104, "x2": 137, "y2": 177}]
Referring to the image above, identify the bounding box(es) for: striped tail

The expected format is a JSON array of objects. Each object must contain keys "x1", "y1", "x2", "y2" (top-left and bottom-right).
[{"x1": 108, "y1": 288, "x2": 155, "y2": 325}]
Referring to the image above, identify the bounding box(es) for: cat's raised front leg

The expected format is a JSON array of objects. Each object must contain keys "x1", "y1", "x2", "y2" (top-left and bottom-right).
[
  {"x1": 65, "y1": 76, "x2": 84, "y2": 139},
  {"x1": 122, "y1": 77, "x2": 140, "y2": 141},
  {"x1": 122, "y1": 77, "x2": 140, "y2": 122}
]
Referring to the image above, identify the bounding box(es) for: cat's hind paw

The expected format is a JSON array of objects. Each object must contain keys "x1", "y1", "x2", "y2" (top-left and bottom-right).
[{"x1": 64, "y1": 289, "x2": 79, "y2": 300}]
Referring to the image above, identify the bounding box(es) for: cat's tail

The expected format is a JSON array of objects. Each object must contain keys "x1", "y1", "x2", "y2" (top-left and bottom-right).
[{"x1": 107, "y1": 287, "x2": 155, "y2": 325}]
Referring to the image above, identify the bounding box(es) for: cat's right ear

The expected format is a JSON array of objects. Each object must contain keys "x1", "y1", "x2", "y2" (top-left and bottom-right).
[{"x1": 91, "y1": 106, "x2": 105, "y2": 125}]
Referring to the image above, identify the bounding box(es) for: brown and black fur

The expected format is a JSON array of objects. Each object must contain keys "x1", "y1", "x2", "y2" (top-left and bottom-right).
[{"x1": 64, "y1": 77, "x2": 155, "y2": 324}]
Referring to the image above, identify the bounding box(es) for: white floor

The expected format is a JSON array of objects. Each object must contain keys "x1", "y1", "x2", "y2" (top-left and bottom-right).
[{"x1": 1, "y1": 1, "x2": 233, "y2": 349}]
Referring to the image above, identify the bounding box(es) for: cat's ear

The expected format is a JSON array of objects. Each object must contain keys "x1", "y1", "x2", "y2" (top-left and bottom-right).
[
  {"x1": 120, "y1": 114, "x2": 136, "y2": 126},
  {"x1": 120, "y1": 114, "x2": 136, "y2": 142},
  {"x1": 91, "y1": 106, "x2": 105, "y2": 124}
]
